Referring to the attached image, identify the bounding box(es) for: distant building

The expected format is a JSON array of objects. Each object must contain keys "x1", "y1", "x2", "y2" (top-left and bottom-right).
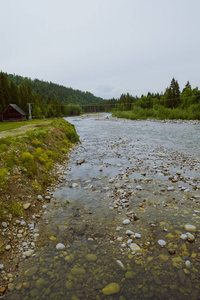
[{"x1": 1, "y1": 104, "x2": 27, "y2": 121}]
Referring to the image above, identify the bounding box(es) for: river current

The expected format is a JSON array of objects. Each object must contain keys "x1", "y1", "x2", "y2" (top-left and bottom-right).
[{"x1": 6, "y1": 114, "x2": 200, "y2": 300}]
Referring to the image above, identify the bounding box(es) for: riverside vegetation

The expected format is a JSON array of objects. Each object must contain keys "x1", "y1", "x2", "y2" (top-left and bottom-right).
[{"x1": 0, "y1": 118, "x2": 79, "y2": 292}]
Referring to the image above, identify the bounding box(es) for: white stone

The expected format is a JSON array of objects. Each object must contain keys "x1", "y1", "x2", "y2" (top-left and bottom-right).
[
  {"x1": 127, "y1": 239, "x2": 132, "y2": 244},
  {"x1": 20, "y1": 220, "x2": 26, "y2": 226},
  {"x1": 5, "y1": 245, "x2": 11, "y2": 250},
  {"x1": 184, "y1": 224, "x2": 196, "y2": 231},
  {"x1": 116, "y1": 237, "x2": 123, "y2": 242},
  {"x1": 116, "y1": 260, "x2": 125, "y2": 270},
  {"x1": 72, "y1": 183, "x2": 79, "y2": 188},
  {"x1": 180, "y1": 234, "x2": 187, "y2": 240},
  {"x1": 37, "y1": 195, "x2": 43, "y2": 201},
  {"x1": 158, "y1": 239, "x2": 166, "y2": 246},
  {"x1": 0, "y1": 264, "x2": 4, "y2": 270},
  {"x1": 130, "y1": 243, "x2": 141, "y2": 251},
  {"x1": 23, "y1": 250, "x2": 34, "y2": 257},
  {"x1": 23, "y1": 203, "x2": 31, "y2": 210},
  {"x1": 135, "y1": 233, "x2": 141, "y2": 239},
  {"x1": 167, "y1": 187, "x2": 174, "y2": 191},
  {"x1": 136, "y1": 185, "x2": 142, "y2": 190},
  {"x1": 116, "y1": 226, "x2": 122, "y2": 232},
  {"x1": 56, "y1": 243, "x2": 65, "y2": 250},
  {"x1": 186, "y1": 233, "x2": 195, "y2": 242},
  {"x1": 115, "y1": 183, "x2": 121, "y2": 189},
  {"x1": 185, "y1": 260, "x2": 192, "y2": 269},
  {"x1": 126, "y1": 230, "x2": 135, "y2": 236},
  {"x1": 122, "y1": 219, "x2": 130, "y2": 225},
  {"x1": 2, "y1": 222, "x2": 7, "y2": 228}
]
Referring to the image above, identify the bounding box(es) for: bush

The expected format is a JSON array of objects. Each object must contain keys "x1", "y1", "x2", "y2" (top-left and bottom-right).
[
  {"x1": 31, "y1": 139, "x2": 42, "y2": 147},
  {"x1": 21, "y1": 152, "x2": 34, "y2": 164},
  {"x1": 0, "y1": 168, "x2": 8, "y2": 190}
]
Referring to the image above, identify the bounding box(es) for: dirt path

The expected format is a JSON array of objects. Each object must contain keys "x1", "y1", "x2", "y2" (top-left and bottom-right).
[{"x1": 0, "y1": 123, "x2": 50, "y2": 139}]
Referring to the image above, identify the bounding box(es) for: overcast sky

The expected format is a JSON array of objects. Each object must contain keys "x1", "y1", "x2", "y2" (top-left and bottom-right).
[{"x1": 1, "y1": 0, "x2": 200, "y2": 99}]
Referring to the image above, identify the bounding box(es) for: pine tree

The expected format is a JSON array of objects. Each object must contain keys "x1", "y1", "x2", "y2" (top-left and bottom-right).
[
  {"x1": 165, "y1": 78, "x2": 181, "y2": 108},
  {"x1": 9, "y1": 81, "x2": 20, "y2": 105},
  {"x1": 0, "y1": 72, "x2": 10, "y2": 109}
]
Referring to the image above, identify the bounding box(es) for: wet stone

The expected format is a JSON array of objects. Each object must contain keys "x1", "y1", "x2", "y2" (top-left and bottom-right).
[
  {"x1": 184, "y1": 224, "x2": 196, "y2": 231},
  {"x1": 24, "y1": 265, "x2": 38, "y2": 276},
  {"x1": 85, "y1": 254, "x2": 98, "y2": 262},
  {"x1": 36, "y1": 278, "x2": 46, "y2": 289},
  {"x1": 102, "y1": 283, "x2": 120, "y2": 295},
  {"x1": 122, "y1": 219, "x2": 130, "y2": 225}
]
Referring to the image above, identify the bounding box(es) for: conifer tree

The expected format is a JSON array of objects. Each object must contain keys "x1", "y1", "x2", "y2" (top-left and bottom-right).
[{"x1": 165, "y1": 78, "x2": 181, "y2": 108}]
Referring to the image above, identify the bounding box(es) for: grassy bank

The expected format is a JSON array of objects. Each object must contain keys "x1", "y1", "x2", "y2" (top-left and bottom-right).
[
  {"x1": 0, "y1": 118, "x2": 79, "y2": 223},
  {"x1": 112, "y1": 105, "x2": 200, "y2": 120}
]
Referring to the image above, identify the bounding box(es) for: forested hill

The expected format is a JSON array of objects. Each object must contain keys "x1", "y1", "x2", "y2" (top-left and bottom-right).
[{"x1": 6, "y1": 73, "x2": 104, "y2": 105}]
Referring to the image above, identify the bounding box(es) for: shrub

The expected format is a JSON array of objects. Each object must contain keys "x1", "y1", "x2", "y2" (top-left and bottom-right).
[
  {"x1": 31, "y1": 180, "x2": 41, "y2": 191},
  {"x1": 10, "y1": 202, "x2": 24, "y2": 217},
  {"x1": 0, "y1": 168, "x2": 8, "y2": 190},
  {"x1": 31, "y1": 139, "x2": 42, "y2": 147},
  {"x1": 21, "y1": 152, "x2": 34, "y2": 164},
  {"x1": 0, "y1": 144, "x2": 8, "y2": 152},
  {"x1": 61, "y1": 148, "x2": 68, "y2": 154},
  {"x1": 34, "y1": 147, "x2": 49, "y2": 164},
  {"x1": 45, "y1": 161, "x2": 53, "y2": 171}
]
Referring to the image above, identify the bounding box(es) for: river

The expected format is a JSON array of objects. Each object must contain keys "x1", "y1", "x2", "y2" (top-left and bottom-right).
[{"x1": 6, "y1": 113, "x2": 200, "y2": 300}]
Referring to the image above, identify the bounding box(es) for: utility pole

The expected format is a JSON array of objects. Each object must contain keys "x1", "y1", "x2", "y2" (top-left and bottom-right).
[{"x1": 28, "y1": 103, "x2": 32, "y2": 120}]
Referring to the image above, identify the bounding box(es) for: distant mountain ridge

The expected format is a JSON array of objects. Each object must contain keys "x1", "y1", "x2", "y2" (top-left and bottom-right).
[{"x1": 6, "y1": 73, "x2": 104, "y2": 105}]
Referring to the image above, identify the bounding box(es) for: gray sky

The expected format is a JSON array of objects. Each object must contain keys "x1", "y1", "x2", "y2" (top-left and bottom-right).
[{"x1": 1, "y1": 0, "x2": 200, "y2": 99}]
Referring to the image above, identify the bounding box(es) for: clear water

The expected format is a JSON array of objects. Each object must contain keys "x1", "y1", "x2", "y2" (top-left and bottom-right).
[{"x1": 6, "y1": 114, "x2": 200, "y2": 300}]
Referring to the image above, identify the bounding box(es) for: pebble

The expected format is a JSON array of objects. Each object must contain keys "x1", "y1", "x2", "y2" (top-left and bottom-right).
[
  {"x1": 23, "y1": 203, "x2": 31, "y2": 210},
  {"x1": 130, "y1": 243, "x2": 141, "y2": 251},
  {"x1": 2, "y1": 222, "x2": 7, "y2": 228},
  {"x1": 116, "y1": 260, "x2": 125, "y2": 270},
  {"x1": 72, "y1": 183, "x2": 79, "y2": 188},
  {"x1": 5, "y1": 245, "x2": 11, "y2": 250},
  {"x1": 0, "y1": 264, "x2": 4, "y2": 270},
  {"x1": 186, "y1": 232, "x2": 195, "y2": 242},
  {"x1": 23, "y1": 250, "x2": 34, "y2": 257},
  {"x1": 158, "y1": 240, "x2": 166, "y2": 246},
  {"x1": 102, "y1": 283, "x2": 120, "y2": 295},
  {"x1": 56, "y1": 243, "x2": 65, "y2": 250},
  {"x1": 126, "y1": 230, "x2": 134, "y2": 236},
  {"x1": 185, "y1": 260, "x2": 192, "y2": 269},
  {"x1": 135, "y1": 233, "x2": 141, "y2": 239},
  {"x1": 122, "y1": 219, "x2": 130, "y2": 225},
  {"x1": 184, "y1": 224, "x2": 196, "y2": 231},
  {"x1": 37, "y1": 195, "x2": 43, "y2": 201},
  {"x1": 20, "y1": 221, "x2": 26, "y2": 226},
  {"x1": 180, "y1": 234, "x2": 187, "y2": 240}
]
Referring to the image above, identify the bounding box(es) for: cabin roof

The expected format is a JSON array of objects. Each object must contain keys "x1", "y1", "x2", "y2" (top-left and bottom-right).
[{"x1": 7, "y1": 104, "x2": 27, "y2": 116}]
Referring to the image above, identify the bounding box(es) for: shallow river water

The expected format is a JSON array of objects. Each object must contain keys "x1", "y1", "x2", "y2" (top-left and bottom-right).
[{"x1": 6, "y1": 114, "x2": 200, "y2": 300}]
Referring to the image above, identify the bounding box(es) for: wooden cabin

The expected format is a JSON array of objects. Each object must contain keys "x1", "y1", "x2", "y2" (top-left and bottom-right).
[{"x1": 1, "y1": 104, "x2": 27, "y2": 121}]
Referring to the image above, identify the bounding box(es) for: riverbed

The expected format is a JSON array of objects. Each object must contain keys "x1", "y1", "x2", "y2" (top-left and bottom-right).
[{"x1": 5, "y1": 113, "x2": 200, "y2": 300}]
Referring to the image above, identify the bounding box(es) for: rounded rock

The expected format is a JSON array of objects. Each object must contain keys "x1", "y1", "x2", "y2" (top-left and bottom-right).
[
  {"x1": 102, "y1": 283, "x2": 120, "y2": 295},
  {"x1": 56, "y1": 243, "x2": 65, "y2": 250},
  {"x1": 185, "y1": 260, "x2": 192, "y2": 269},
  {"x1": 122, "y1": 219, "x2": 130, "y2": 225},
  {"x1": 184, "y1": 224, "x2": 196, "y2": 231},
  {"x1": 158, "y1": 240, "x2": 166, "y2": 247}
]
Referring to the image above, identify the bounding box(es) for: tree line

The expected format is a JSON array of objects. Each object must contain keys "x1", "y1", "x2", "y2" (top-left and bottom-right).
[
  {"x1": 83, "y1": 78, "x2": 200, "y2": 120},
  {"x1": 0, "y1": 72, "x2": 104, "y2": 118}
]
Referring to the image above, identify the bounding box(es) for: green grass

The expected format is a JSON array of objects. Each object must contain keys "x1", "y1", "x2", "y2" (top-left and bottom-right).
[
  {"x1": 0, "y1": 118, "x2": 79, "y2": 221},
  {"x1": 112, "y1": 105, "x2": 200, "y2": 120},
  {"x1": 0, "y1": 118, "x2": 52, "y2": 132}
]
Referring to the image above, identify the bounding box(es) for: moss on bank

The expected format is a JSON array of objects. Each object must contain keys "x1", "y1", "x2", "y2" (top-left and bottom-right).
[{"x1": 0, "y1": 118, "x2": 79, "y2": 221}]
